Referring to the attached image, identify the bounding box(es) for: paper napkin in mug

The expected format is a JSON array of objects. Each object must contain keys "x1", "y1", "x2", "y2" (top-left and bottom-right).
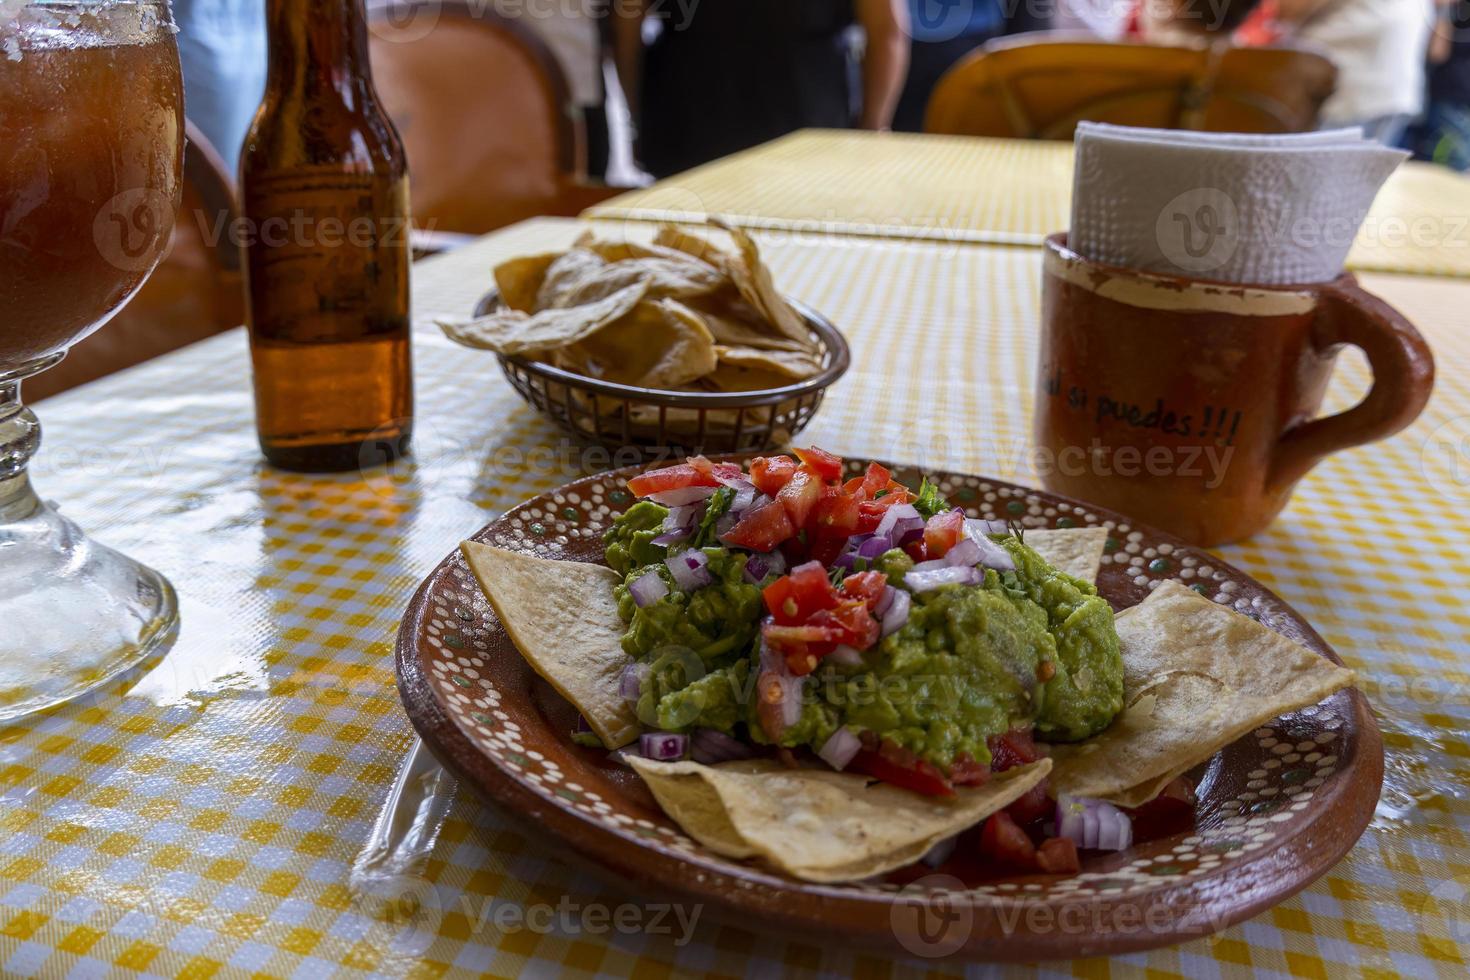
[{"x1": 1069, "y1": 122, "x2": 1408, "y2": 284}]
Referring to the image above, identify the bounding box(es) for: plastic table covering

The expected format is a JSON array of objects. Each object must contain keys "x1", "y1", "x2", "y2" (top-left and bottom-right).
[
  {"x1": 585, "y1": 129, "x2": 1470, "y2": 279},
  {"x1": 2, "y1": 217, "x2": 1469, "y2": 978}
]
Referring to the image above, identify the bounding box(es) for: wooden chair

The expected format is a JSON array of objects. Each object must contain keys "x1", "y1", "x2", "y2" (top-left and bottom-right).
[
  {"x1": 366, "y1": 0, "x2": 623, "y2": 236},
  {"x1": 925, "y1": 34, "x2": 1338, "y2": 140},
  {"x1": 30, "y1": 121, "x2": 244, "y2": 402}
]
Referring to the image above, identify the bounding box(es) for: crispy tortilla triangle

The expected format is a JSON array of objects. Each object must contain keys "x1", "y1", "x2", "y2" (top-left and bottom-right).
[
  {"x1": 1049, "y1": 581, "x2": 1356, "y2": 805},
  {"x1": 460, "y1": 542, "x2": 639, "y2": 749},
  {"x1": 1025, "y1": 527, "x2": 1109, "y2": 585},
  {"x1": 629, "y1": 757, "x2": 1051, "y2": 883}
]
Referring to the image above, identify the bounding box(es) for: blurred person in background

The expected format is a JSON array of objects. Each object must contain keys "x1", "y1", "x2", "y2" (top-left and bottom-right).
[
  {"x1": 173, "y1": 0, "x2": 268, "y2": 163},
  {"x1": 613, "y1": 0, "x2": 910, "y2": 178},
  {"x1": 891, "y1": 0, "x2": 1052, "y2": 132},
  {"x1": 493, "y1": 0, "x2": 612, "y2": 179},
  {"x1": 1129, "y1": 0, "x2": 1265, "y2": 42},
  {"x1": 1408, "y1": 0, "x2": 1470, "y2": 169},
  {"x1": 1270, "y1": 0, "x2": 1433, "y2": 144}
]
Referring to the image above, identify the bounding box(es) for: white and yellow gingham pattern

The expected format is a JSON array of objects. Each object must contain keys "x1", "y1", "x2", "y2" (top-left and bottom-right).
[
  {"x1": 586, "y1": 129, "x2": 1470, "y2": 279},
  {"x1": 3, "y1": 216, "x2": 1468, "y2": 978}
]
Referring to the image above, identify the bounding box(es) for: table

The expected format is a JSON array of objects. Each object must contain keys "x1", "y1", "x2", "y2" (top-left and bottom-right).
[
  {"x1": 4, "y1": 216, "x2": 1469, "y2": 978},
  {"x1": 586, "y1": 129, "x2": 1470, "y2": 279}
]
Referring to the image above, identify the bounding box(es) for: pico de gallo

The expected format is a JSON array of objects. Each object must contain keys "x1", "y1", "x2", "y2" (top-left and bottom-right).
[{"x1": 604, "y1": 449, "x2": 1164, "y2": 870}]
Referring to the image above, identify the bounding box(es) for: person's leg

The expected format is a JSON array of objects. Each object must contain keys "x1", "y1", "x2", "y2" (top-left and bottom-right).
[{"x1": 892, "y1": 33, "x2": 990, "y2": 133}]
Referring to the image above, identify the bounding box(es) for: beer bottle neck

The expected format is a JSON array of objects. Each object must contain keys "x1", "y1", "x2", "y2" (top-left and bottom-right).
[{"x1": 265, "y1": 0, "x2": 376, "y2": 107}]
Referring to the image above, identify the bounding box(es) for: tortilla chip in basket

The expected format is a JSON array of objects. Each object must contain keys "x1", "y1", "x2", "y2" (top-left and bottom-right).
[{"x1": 439, "y1": 280, "x2": 648, "y2": 357}]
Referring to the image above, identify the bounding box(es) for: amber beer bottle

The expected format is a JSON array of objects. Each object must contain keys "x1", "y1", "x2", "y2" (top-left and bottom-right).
[{"x1": 240, "y1": 0, "x2": 412, "y2": 472}]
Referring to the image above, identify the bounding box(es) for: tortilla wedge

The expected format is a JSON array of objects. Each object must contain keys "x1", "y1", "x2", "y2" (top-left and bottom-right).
[
  {"x1": 1025, "y1": 527, "x2": 1109, "y2": 585},
  {"x1": 1049, "y1": 581, "x2": 1356, "y2": 806},
  {"x1": 438, "y1": 280, "x2": 649, "y2": 357},
  {"x1": 460, "y1": 542, "x2": 638, "y2": 749},
  {"x1": 630, "y1": 757, "x2": 1051, "y2": 883}
]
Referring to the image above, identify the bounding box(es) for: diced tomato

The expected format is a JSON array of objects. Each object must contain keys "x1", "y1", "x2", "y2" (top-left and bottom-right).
[
  {"x1": 749, "y1": 455, "x2": 797, "y2": 496},
  {"x1": 923, "y1": 508, "x2": 965, "y2": 558},
  {"x1": 856, "y1": 491, "x2": 912, "y2": 533},
  {"x1": 626, "y1": 462, "x2": 721, "y2": 497},
  {"x1": 839, "y1": 570, "x2": 887, "y2": 610},
  {"x1": 1035, "y1": 837, "x2": 1081, "y2": 874},
  {"x1": 851, "y1": 739, "x2": 955, "y2": 797},
  {"x1": 794, "y1": 446, "x2": 844, "y2": 482},
  {"x1": 710, "y1": 460, "x2": 745, "y2": 484},
  {"x1": 776, "y1": 467, "x2": 823, "y2": 526},
  {"x1": 987, "y1": 728, "x2": 1042, "y2": 771},
  {"x1": 810, "y1": 485, "x2": 861, "y2": 539},
  {"x1": 806, "y1": 535, "x2": 846, "y2": 567},
  {"x1": 1126, "y1": 777, "x2": 1197, "y2": 843},
  {"x1": 978, "y1": 811, "x2": 1037, "y2": 869},
  {"x1": 808, "y1": 599, "x2": 879, "y2": 652},
  {"x1": 721, "y1": 498, "x2": 795, "y2": 552},
  {"x1": 949, "y1": 753, "x2": 991, "y2": 787},
  {"x1": 762, "y1": 561, "x2": 839, "y2": 624},
  {"x1": 755, "y1": 670, "x2": 793, "y2": 739},
  {"x1": 858, "y1": 462, "x2": 892, "y2": 500},
  {"x1": 904, "y1": 539, "x2": 928, "y2": 562},
  {"x1": 1007, "y1": 780, "x2": 1053, "y2": 826}
]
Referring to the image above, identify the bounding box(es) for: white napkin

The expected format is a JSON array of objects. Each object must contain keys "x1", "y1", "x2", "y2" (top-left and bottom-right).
[{"x1": 1069, "y1": 122, "x2": 1408, "y2": 284}]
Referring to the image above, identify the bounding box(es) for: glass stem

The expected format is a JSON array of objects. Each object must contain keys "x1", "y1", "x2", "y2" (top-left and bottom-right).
[{"x1": 0, "y1": 379, "x2": 43, "y2": 523}]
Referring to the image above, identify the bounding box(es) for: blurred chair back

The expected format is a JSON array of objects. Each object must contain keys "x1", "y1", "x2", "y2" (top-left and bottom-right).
[
  {"x1": 367, "y1": 0, "x2": 620, "y2": 235},
  {"x1": 29, "y1": 121, "x2": 243, "y2": 402},
  {"x1": 925, "y1": 35, "x2": 1338, "y2": 139}
]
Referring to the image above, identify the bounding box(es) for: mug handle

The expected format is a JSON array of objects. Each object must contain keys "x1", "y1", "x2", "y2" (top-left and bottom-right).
[{"x1": 1269, "y1": 277, "x2": 1435, "y2": 491}]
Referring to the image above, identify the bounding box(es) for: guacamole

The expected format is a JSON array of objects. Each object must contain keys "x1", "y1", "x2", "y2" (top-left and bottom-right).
[{"x1": 603, "y1": 505, "x2": 1123, "y2": 771}]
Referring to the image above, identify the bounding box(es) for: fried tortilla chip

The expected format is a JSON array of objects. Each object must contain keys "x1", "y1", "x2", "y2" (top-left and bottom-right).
[
  {"x1": 557, "y1": 299, "x2": 717, "y2": 389},
  {"x1": 439, "y1": 280, "x2": 648, "y2": 357},
  {"x1": 1049, "y1": 581, "x2": 1356, "y2": 806},
  {"x1": 697, "y1": 308, "x2": 812, "y2": 353},
  {"x1": 630, "y1": 757, "x2": 1051, "y2": 883},
  {"x1": 714, "y1": 345, "x2": 822, "y2": 380},
  {"x1": 494, "y1": 253, "x2": 560, "y2": 313},
  {"x1": 460, "y1": 542, "x2": 638, "y2": 749},
  {"x1": 534, "y1": 248, "x2": 608, "y2": 310},
  {"x1": 652, "y1": 223, "x2": 735, "y2": 269},
  {"x1": 710, "y1": 219, "x2": 814, "y2": 348},
  {"x1": 575, "y1": 232, "x2": 711, "y2": 267},
  {"x1": 554, "y1": 257, "x2": 727, "y2": 308},
  {"x1": 1025, "y1": 527, "x2": 1110, "y2": 585}
]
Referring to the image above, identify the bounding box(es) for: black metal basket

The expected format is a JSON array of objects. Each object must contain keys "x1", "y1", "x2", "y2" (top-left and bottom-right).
[{"x1": 472, "y1": 290, "x2": 851, "y2": 456}]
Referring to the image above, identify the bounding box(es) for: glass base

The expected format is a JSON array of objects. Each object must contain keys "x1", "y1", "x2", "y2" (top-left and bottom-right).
[{"x1": 0, "y1": 496, "x2": 178, "y2": 722}]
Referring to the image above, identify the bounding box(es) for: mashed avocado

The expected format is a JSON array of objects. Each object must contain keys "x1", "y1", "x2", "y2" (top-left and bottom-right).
[{"x1": 603, "y1": 506, "x2": 1123, "y2": 770}]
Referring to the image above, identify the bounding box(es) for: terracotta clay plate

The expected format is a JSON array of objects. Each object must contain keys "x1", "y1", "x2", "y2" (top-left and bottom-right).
[{"x1": 395, "y1": 458, "x2": 1382, "y2": 961}]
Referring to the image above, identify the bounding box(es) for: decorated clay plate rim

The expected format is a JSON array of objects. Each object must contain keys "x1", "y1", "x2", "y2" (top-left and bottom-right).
[{"x1": 395, "y1": 456, "x2": 1382, "y2": 958}]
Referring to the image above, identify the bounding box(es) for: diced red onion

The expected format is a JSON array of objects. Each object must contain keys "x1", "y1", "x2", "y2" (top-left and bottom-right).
[
  {"x1": 691, "y1": 728, "x2": 755, "y2": 765},
  {"x1": 778, "y1": 675, "x2": 803, "y2": 728},
  {"x1": 910, "y1": 558, "x2": 949, "y2": 574},
  {"x1": 943, "y1": 536, "x2": 983, "y2": 569},
  {"x1": 857, "y1": 535, "x2": 893, "y2": 560},
  {"x1": 640, "y1": 732, "x2": 689, "y2": 761},
  {"x1": 874, "y1": 585, "x2": 898, "y2": 617},
  {"x1": 967, "y1": 518, "x2": 1009, "y2": 536},
  {"x1": 828, "y1": 644, "x2": 864, "y2": 667},
  {"x1": 874, "y1": 503, "x2": 920, "y2": 539},
  {"x1": 664, "y1": 503, "x2": 703, "y2": 530},
  {"x1": 648, "y1": 486, "x2": 718, "y2": 507},
  {"x1": 665, "y1": 549, "x2": 712, "y2": 591},
  {"x1": 904, "y1": 565, "x2": 982, "y2": 592},
  {"x1": 574, "y1": 714, "x2": 592, "y2": 734},
  {"x1": 651, "y1": 529, "x2": 689, "y2": 547},
  {"x1": 715, "y1": 470, "x2": 755, "y2": 491},
  {"x1": 922, "y1": 835, "x2": 958, "y2": 868},
  {"x1": 730, "y1": 484, "x2": 758, "y2": 514},
  {"x1": 880, "y1": 588, "x2": 910, "y2": 636},
  {"x1": 618, "y1": 662, "x2": 648, "y2": 701},
  {"x1": 817, "y1": 727, "x2": 862, "y2": 770},
  {"x1": 743, "y1": 554, "x2": 775, "y2": 585},
  {"x1": 962, "y1": 519, "x2": 1017, "y2": 572},
  {"x1": 758, "y1": 644, "x2": 805, "y2": 731},
  {"x1": 628, "y1": 568, "x2": 668, "y2": 607},
  {"x1": 1055, "y1": 794, "x2": 1133, "y2": 851}
]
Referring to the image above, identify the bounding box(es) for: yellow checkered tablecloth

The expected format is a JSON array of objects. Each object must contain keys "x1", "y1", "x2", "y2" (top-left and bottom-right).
[
  {"x1": 4, "y1": 216, "x2": 1470, "y2": 978},
  {"x1": 586, "y1": 129, "x2": 1470, "y2": 279}
]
